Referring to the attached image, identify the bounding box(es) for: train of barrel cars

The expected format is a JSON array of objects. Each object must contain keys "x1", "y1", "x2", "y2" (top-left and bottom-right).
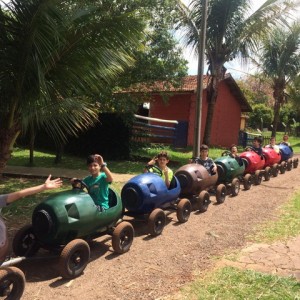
[{"x1": 0, "y1": 143, "x2": 298, "y2": 299}]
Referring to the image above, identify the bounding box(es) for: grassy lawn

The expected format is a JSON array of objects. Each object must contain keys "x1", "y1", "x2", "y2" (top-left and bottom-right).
[
  {"x1": 178, "y1": 266, "x2": 300, "y2": 300},
  {"x1": 174, "y1": 188, "x2": 300, "y2": 300},
  {"x1": 249, "y1": 191, "x2": 300, "y2": 243}
]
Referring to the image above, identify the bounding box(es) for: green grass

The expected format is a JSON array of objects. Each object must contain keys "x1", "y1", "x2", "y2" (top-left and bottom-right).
[
  {"x1": 8, "y1": 132, "x2": 300, "y2": 175},
  {"x1": 8, "y1": 145, "x2": 226, "y2": 174},
  {"x1": 249, "y1": 191, "x2": 300, "y2": 243},
  {"x1": 8, "y1": 148, "x2": 144, "y2": 174},
  {"x1": 178, "y1": 267, "x2": 300, "y2": 300}
]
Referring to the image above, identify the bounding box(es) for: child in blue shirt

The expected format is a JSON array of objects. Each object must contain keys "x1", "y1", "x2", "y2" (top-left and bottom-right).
[{"x1": 192, "y1": 144, "x2": 217, "y2": 175}]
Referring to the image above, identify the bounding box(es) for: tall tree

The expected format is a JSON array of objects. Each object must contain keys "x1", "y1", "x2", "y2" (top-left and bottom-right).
[
  {"x1": 0, "y1": 0, "x2": 144, "y2": 173},
  {"x1": 176, "y1": 0, "x2": 297, "y2": 146},
  {"x1": 258, "y1": 22, "x2": 300, "y2": 136}
]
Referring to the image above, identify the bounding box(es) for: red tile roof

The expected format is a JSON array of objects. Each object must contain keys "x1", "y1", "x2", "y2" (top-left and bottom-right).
[{"x1": 118, "y1": 74, "x2": 252, "y2": 112}]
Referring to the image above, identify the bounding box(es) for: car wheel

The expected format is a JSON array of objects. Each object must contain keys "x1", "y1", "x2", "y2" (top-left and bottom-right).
[
  {"x1": 243, "y1": 174, "x2": 252, "y2": 190},
  {"x1": 264, "y1": 166, "x2": 271, "y2": 181},
  {"x1": 272, "y1": 164, "x2": 279, "y2": 177},
  {"x1": 176, "y1": 198, "x2": 192, "y2": 223},
  {"x1": 112, "y1": 221, "x2": 134, "y2": 254},
  {"x1": 58, "y1": 239, "x2": 90, "y2": 279},
  {"x1": 0, "y1": 267, "x2": 25, "y2": 300},
  {"x1": 216, "y1": 184, "x2": 226, "y2": 204},
  {"x1": 293, "y1": 158, "x2": 299, "y2": 168},
  {"x1": 148, "y1": 209, "x2": 166, "y2": 236},
  {"x1": 287, "y1": 159, "x2": 293, "y2": 171},
  {"x1": 231, "y1": 178, "x2": 240, "y2": 196},
  {"x1": 12, "y1": 224, "x2": 39, "y2": 257},
  {"x1": 254, "y1": 170, "x2": 262, "y2": 185},
  {"x1": 280, "y1": 161, "x2": 286, "y2": 174},
  {"x1": 197, "y1": 191, "x2": 210, "y2": 213}
]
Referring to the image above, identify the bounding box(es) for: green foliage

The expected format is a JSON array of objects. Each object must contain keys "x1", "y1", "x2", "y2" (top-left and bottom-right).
[
  {"x1": 257, "y1": 21, "x2": 300, "y2": 135},
  {"x1": 236, "y1": 75, "x2": 273, "y2": 106},
  {"x1": 248, "y1": 104, "x2": 273, "y2": 129}
]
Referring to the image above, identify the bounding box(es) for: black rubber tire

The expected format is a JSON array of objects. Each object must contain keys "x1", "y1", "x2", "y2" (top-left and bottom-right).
[
  {"x1": 0, "y1": 267, "x2": 25, "y2": 300},
  {"x1": 272, "y1": 164, "x2": 279, "y2": 177},
  {"x1": 58, "y1": 239, "x2": 90, "y2": 279},
  {"x1": 287, "y1": 159, "x2": 293, "y2": 171},
  {"x1": 280, "y1": 161, "x2": 286, "y2": 174},
  {"x1": 231, "y1": 178, "x2": 240, "y2": 196},
  {"x1": 197, "y1": 191, "x2": 210, "y2": 213},
  {"x1": 264, "y1": 166, "x2": 271, "y2": 181},
  {"x1": 216, "y1": 184, "x2": 226, "y2": 204},
  {"x1": 176, "y1": 198, "x2": 192, "y2": 223},
  {"x1": 254, "y1": 170, "x2": 262, "y2": 185},
  {"x1": 112, "y1": 221, "x2": 134, "y2": 254},
  {"x1": 12, "y1": 224, "x2": 39, "y2": 257},
  {"x1": 293, "y1": 158, "x2": 299, "y2": 168},
  {"x1": 148, "y1": 209, "x2": 166, "y2": 236},
  {"x1": 243, "y1": 174, "x2": 252, "y2": 190}
]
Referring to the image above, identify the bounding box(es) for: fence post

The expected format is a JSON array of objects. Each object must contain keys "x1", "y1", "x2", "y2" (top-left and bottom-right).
[{"x1": 173, "y1": 121, "x2": 188, "y2": 148}]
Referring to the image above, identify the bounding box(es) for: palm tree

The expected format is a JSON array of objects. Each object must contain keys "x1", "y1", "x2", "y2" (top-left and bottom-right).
[
  {"x1": 0, "y1": 0, "x2": 144, "y2": 173},
  {"x1": 258, "y1": 21, "x2": 300, "y2": 136},
  {"x1": 177, "y1": 0, "x2": 297, "y2": 146}
]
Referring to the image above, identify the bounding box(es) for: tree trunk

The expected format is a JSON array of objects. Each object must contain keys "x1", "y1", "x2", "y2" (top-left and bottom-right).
[
  {"x1": 271, "y1": 101, "x2": 281, "y2": 137},
  {"x1": 0, "y1": 126, "x2": 21, "y2": 175},
  {"x1": 271, "y1": 81, "x2": 285, "y2": 137},
  {"x1": 203, "y1": 70, "x2": 223, "y2": 145},
  {"x1": 55, "y1": 143, "x2": 65, "y2": 164},
  {"x1": 29, "y1": 126, "x2": 36, "y2": 165}
]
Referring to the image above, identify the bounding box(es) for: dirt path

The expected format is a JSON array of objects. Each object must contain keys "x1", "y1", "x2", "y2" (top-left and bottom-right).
[{"x1": 14, "y1": 161, "x2": 300, "y2": 300}]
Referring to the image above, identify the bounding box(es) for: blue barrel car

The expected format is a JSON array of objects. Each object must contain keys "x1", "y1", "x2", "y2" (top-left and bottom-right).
[
  {"x1": 278, "y1": 144, "x2": 299, "y2": 173},
  {"x1": 121, "y1": 166, "x2": 192, "y2": 236},
  {"x1": 12, "y1": 180, "x2": 134, "y2": 279}
]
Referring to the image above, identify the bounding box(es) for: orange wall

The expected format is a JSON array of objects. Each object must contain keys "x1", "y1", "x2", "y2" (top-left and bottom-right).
[{"x1": 150, "y1": 82, "x2": 242, "y2": 148}]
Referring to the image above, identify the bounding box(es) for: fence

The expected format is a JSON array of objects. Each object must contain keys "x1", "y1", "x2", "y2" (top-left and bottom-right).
[
  {"x1": 132, "y1": 114, "x2": 188, "y2": 148},
  {"x1": 238, "y1": 131, "x2": 270, "y2": 147}
]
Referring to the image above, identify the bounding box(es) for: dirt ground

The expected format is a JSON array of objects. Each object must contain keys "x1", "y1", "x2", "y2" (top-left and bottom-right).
[{"x1": 8, "y1": 160, "x2": 300, "y2": 300}]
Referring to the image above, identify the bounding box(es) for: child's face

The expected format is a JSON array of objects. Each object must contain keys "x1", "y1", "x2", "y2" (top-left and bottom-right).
[
  {"x1": 253, "y1": 140, "x2": 260, "y2": 147},
  {"x1": 270, "y1": 138, "x2": 275, "y2": 145},
  {"x1": 283, "y1": 136, "x2": 288, "y2": 141},
  {"x1": 231, "y1": 146, "x2": 237, "y2": 154},
  {"x1": 157, "y1": 156, "x2": 169, "y2": 169},
  {"x1": 200, "y1": 149, "x2": 208, "y2": 159},
  {"x1": 88, "y1": 162, "x2": 100, "y2": 177}
]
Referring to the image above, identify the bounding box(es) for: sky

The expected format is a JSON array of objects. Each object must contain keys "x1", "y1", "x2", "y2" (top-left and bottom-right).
[{"x1": 181, "y1": 0, "x2": 299, "y2": 78}]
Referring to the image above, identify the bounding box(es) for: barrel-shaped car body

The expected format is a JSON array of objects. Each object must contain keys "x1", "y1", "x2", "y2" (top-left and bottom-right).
[
  {"x1": 175, "y1": 163, "x2": 218, "y2": 196},
  {"x1": 262, "y1": 147, "x2": 281, "y2": 167},
  {"x1": 239, "y1": 150, "x2": 265, "y2": 174},
  {"x1": 214, "y1": 155, "x2": 245, "y2": 184},
  {"x1": 121, "y1": 173, "x2": 181, "y2": 214},
  {"x1": 278, "y1": 144, "x2": 293, "y2": 162},
  {"x1": 32, "y1": 188, "x2": 122, "y2": 246}
]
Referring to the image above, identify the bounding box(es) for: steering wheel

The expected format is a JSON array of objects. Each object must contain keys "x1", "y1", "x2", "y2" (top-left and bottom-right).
[
  {"x1": 222, "y1": 150, "x2": 231, "y2": 156},
  {"x1": 245, "y1": 146, "x2": 254, "y2": 151},
  {"x1": 72, "y1": 179, "x2": 89, "y2": 191},
  {"x1": 145, "y1": 164, "x2": 163, "y2": 177}
]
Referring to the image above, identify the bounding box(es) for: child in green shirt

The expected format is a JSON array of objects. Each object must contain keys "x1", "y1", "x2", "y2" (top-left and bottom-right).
[{"x1": 82, "y1": 154, "x2": 113, "y2": 211}]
